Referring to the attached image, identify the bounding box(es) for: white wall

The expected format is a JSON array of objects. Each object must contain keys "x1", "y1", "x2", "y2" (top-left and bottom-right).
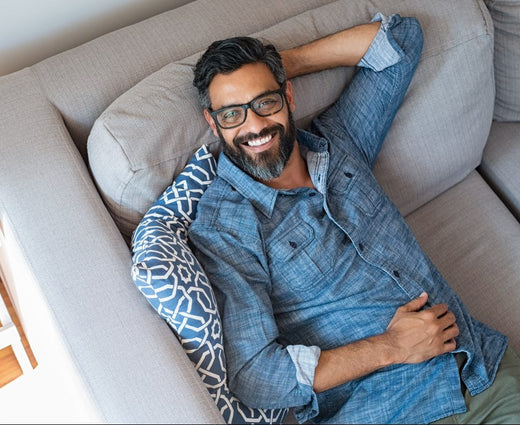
[{"x1": 0, "y1": 0, "x2": 192, "y2": 76}]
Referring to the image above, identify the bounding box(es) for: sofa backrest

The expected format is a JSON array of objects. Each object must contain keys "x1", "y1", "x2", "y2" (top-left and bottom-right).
[
  {"x1": 29, "y1": 0, "x2": 338, "y2": 162},
  {"x1": 86, "y1": 0, "x2": 495, "y2": 240},
  {"x1": 484, "y1": 0, "x2": 520, "y2": 122}
]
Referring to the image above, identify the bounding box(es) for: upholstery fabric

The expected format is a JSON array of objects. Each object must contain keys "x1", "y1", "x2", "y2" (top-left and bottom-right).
[
  {"x1": 484, "y1": 0, "x2": 520, "y2": 121},
  {"x1": 34, "y1": 0, "x2": 337, "y2": 160},
  {"x1": 1, "y1": 0, "x2": 518, "y2": 423},
  {"x1": 131, "y1": 146, "x2": 288, "y2": 424},
  {"x1": 88, "y1": 0, "x2": 494, "y2": 240},
  {"x1": 480, "y1": 121, "x2": 520, "y2": 218},
  {"x1": 406, "y1": 171, "x2": 520, "y2": 355},
  {"x1": 0, "y1": 70, "x2": 223, "y2": 423}
]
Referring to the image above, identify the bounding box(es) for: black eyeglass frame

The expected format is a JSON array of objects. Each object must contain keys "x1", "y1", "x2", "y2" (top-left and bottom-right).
[{"x1": 209, "y1": 83, "x2": 287, "y2": 129}]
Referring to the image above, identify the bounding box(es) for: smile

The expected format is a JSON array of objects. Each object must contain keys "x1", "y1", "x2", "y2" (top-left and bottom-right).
[{"x1": 246, "y1": 134, "x2": 273, "y2": 147}]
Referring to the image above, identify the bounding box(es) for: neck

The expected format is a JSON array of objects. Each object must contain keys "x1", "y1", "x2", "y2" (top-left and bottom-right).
[{"x1": 262, "y1": 142, "x2": 315, "y2": 190}]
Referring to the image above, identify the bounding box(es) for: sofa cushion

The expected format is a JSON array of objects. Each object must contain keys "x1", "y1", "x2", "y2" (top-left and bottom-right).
[
  {"x1": 131, "y1": 145, "x2": 288, "y2": 424},
  {"x1": 405, "y1": 170, "x2": 520, "y2": 354},
  {"x1": 88, "y1": 0, "x2": 494, "y2": 240},
  {"x1": 484, "y1": 0, "x2": 520, "y2": 121},
  {"x1": 480, "y1": 121, "x2": 520, "y2": 218}
]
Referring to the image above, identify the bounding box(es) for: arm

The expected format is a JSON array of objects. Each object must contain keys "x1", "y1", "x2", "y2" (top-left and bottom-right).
[
  {"x1": 313, "y1": 293, "x2": 459, "y2": 393},
  {"x1": 306, "y1": 14, "x2": 424, "y2": 167},
  {"x1": 189, "y1": 219, "x2": 320, "y2": 412},
  {"x1": 281, "y1": 21, "x2": 381, "y2": 78}
]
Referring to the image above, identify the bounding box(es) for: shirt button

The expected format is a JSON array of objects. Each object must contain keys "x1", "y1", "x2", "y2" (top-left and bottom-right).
[
  {"x1": 309, "y1": 192, "x2": 316, "y2": 197},
  {"x1": 344, "y1": 172, "x2": 353, "y2": 179},
  {"x1": 289, "y1": 241, "x2": 297, "y2": 249},
  {"x1": 358, "y1": 243, "x2": 364, "y2": 252},
  {"x1": 393, "y1": 270, "x2": 400, "y2": 278}
]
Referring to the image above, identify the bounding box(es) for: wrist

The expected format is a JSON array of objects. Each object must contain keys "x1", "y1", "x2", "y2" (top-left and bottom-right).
[{"x1": 370, "y1": 332, "x2": 402, "y2": 367}]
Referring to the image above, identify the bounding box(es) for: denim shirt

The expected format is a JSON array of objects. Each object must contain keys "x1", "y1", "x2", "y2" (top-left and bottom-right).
[{"x1": 189, "y1": 14, "x2": 507, "y2": 424}]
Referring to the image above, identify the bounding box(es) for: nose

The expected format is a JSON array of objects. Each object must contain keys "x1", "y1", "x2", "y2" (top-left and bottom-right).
[{"x1": 241, "y1": 107, "x2": 271, "y2": 135}]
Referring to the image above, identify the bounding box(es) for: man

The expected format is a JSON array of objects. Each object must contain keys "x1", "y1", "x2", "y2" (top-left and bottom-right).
[{"x1": 189, "y1": 13, "x2": 520, "y2": 424}]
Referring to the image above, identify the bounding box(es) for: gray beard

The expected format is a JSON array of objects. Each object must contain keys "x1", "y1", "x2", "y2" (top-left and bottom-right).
[{"x1": 220, "y1": 112, "x2": 297, "y2": 181}]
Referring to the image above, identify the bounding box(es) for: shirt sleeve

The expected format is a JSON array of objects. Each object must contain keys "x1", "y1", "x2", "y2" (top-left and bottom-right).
[
  {"x1": 189, "y1": 220, "x2": 321, "y2": 420},
  {"x1": 357, "y1": 13, "x2": 405, "y2": 71},
  {"x1": 312, "y1": 13, "x2": 424, "y2": 168}
]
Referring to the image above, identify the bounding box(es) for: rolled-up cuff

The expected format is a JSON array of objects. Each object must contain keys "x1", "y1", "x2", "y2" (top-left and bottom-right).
[
  {"x1": 287, "y1": 344, "x2": 321, "y2": 422},
  {"x1": 358, "y1": 13, "x2": 405, "y2": 71}
]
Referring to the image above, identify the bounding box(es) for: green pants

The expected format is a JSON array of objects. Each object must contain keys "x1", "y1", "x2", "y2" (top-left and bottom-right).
[{"x1": 432, "y1": 346, "x2": 520, "y2": 424}]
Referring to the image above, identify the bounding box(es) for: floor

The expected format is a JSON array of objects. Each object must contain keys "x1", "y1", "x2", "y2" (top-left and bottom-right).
[
  {"x1": 0, "y1": 277, "x2": 37, "y2": 388},
  {"x1": 0, "y1": 277, "x2": 102, "y2": 422}
]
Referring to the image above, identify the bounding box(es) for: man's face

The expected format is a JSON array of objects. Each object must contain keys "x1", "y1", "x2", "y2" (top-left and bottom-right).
[{"x1": 204, "y1": 62, "x2": 297, "y2": 181}]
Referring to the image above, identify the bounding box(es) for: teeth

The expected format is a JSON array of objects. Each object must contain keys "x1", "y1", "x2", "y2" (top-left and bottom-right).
[{"x1": 247, "y1": 134, "x2": 272, "y2": 147}]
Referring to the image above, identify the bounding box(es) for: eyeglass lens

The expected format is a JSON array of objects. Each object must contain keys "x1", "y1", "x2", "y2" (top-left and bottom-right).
[{"x1": 216, "y1": 91, "x2": 284, "y2": 129}]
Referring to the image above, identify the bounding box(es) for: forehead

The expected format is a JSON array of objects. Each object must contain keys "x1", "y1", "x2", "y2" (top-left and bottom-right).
[{"x1": 208, "y1": 62, "x2": 280, "y2": 109}]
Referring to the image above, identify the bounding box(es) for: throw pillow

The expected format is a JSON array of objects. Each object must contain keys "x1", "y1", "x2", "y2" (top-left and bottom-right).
[{"x1": 131, "y1": 145, "x2": 288, "y2": 424}]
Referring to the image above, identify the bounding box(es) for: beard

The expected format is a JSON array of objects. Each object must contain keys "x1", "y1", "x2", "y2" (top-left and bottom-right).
[{"x1": 218, "y1": 111, "x2": 297, "y2": 181}]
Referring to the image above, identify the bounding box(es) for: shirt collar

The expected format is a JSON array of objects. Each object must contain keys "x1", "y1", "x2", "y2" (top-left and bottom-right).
[{"x1": 217, "y1": 129, "x2": 329, "y2": 218}]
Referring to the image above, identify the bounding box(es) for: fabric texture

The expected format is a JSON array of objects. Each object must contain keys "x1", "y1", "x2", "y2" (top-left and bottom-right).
[
  {"x1": 0, "y1": 0, "x2": 516, "y2": 423},
  {"x1": 484, "y1": 0, "x2": 520, "y2": 121},
  {"x1": 406, "y1": 171, "x2": 520, "y2": 356},
  {"x1": 38, "y1": 0, "x2": 337, "y2": 160},
  {"x1": 431, "y1": 347, "x2": 520, "y2": 424},
  {"x1": 87, "y1": 0, "x2": 494, "y2": 241},
  {"x1": 131, "y1": 145, "x2": 288, "y2": 424},
  {"x1": 189, "y1": 16, "x2": 506, "y2": 425},
  {"x1": 480, "y1": 121, "x2": 520, "y2": 219},
  {"x1": 0, "y1": 70, "x2": 224, "y2": 424}
]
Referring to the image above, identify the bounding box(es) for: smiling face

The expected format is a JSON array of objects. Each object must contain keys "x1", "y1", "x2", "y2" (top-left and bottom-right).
[{"x1": 204, "y1": 62, "x2": 297, "y2": 182}]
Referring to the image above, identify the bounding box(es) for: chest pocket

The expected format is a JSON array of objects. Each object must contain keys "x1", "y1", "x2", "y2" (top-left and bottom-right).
[
  {"x1": 268, "y1": 221, "x2": 332, "y2": 293},
  {"x1": 328, "y1": 155, "x2": 383, "y2": 217}
]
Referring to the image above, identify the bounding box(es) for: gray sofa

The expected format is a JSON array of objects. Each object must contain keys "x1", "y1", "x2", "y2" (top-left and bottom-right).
[{"x1": 0, "y1": 0, "x2": 519, "y2": 423}]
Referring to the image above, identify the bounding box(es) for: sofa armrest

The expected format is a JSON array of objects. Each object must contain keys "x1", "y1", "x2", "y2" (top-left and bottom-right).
[
  {"x1": 480, "y1": 121, "x2": 520, "y2": 220},
  {"x1": 0, "y1": 70, "x2": 223, "y2": 423}
]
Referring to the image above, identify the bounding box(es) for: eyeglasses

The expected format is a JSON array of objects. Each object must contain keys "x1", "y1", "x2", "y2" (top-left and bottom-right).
[{"x1": 209, "y1": 85, "x2": 286, "y2": 129}]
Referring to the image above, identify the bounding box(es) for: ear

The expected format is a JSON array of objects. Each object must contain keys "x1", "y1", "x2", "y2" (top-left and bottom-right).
[
  {"x1": 284, "y1": 80, "x2": 296, "y2": 113},
  {"x1": 203, "y1": 109, "x2": 219, "y2": 137}
]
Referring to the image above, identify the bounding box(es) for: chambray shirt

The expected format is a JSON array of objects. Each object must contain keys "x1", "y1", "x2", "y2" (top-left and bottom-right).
[{"x1": 189, "y1": 14, "x2": 507, "y2": 424}]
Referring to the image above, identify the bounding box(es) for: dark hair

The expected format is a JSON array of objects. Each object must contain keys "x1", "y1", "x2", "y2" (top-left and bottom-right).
[{"x1": 193, "y1": 36, "x2": 286, "y2": 110}]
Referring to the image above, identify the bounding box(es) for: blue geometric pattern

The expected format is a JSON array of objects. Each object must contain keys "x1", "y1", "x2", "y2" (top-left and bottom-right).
[{"x1": 131, "y1": 145, "x2": 288, "y2": 424}]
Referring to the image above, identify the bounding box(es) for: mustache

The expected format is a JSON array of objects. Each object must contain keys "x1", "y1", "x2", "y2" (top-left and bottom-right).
[{"x1": 233, "y1": 124, "x2": 284, "y2": 147}]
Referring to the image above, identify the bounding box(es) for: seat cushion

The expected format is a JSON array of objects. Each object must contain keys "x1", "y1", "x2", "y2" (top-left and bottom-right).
[{"x1": 406, "y1": 171, "x2": 520, "y2": 354}]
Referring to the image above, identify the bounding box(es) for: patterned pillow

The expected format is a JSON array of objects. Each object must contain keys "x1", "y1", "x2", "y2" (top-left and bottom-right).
[{"x1": 131, "y1": 145, "x2": 288, "y2": 424}]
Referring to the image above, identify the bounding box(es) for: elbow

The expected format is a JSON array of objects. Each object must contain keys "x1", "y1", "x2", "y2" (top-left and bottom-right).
[
  {"x1": 230, "y1": 366, "x2": 309, "y2": 410},
  {"x1": 229, "y1": 371, "x2": 281, "y2": 409},
  {"x1": 400, "y1": 16, "x2": 424, "y2": 69}
]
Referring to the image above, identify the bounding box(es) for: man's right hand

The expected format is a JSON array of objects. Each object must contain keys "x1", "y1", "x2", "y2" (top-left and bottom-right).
[
  {"x1": 313, "y1": 292, "x2": 459, "y2": 393},
  {"x1": 384, "y1": 292, "x2": 459, "y2": 364}
]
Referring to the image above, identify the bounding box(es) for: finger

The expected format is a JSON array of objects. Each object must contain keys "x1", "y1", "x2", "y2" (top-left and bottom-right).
[
  {"x1": 428, "y1": 303, "x2": 449, "y2": 318},
  {"x1": 400, "y1": 292, "x2": 428, "y2": 312},
  {"x1": 443, "y1": 338, "x2": 457, "y2": 352},
  {"x1": 444, "y1": 323, "x2": 460, "y2": 341},
  {"x1": 438, "y1": 311, "x2": 457, "y2": 329}
]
